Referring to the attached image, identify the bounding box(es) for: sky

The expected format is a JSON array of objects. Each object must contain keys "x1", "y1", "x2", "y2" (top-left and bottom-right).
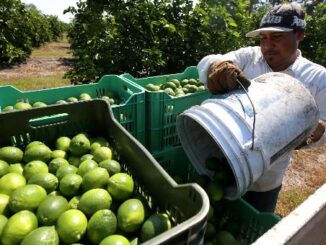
[{"x1": 21, "y1": 0, "x2": 78, "y2": 23}]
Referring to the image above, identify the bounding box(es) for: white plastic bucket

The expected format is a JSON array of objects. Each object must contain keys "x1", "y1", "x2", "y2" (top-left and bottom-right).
[{"x1": 176, "y1": 72, "x2": 319, "y2": 199}]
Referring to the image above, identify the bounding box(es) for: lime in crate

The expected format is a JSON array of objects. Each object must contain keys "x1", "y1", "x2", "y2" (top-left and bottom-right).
[
  {"x1": 121, "y1": 66, "x2": 212, "y2": 153},
  {"x1": 0, "y1": 75, "x2": 145, "y2": 145},
  {"x1": 0, "y1": 100, "x2": 209, "y2": 245},
  {"x1": 153, "y1": 146, "x2": 281, "y2": 244}
]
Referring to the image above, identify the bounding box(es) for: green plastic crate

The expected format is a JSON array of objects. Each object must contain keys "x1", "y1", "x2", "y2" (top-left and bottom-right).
[
  {"x1": 153, "y1": 146, "x2": 281, "y2": 244},
  {"x1": 0, "y1": 75, "x2": 145, "y2": 145},
  {"x1": 0, "y1": 100, "x2": 210, "y2": 245},
  {"x1": 121, "y1": 66, "x2": 212, "y2": 153}
]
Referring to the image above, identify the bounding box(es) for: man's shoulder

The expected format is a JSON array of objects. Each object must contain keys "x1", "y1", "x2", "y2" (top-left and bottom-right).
[{"x1": 296, "y1": 56, "x2": 326, "y2": 75}]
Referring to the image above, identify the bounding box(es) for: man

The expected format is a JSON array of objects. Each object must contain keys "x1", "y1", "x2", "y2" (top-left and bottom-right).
[{"x1": 197, "y1": 3, "x2": 326, "y2": 212}]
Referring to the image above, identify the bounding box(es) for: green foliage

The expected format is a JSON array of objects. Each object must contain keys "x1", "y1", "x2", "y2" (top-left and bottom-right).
[{"x1": 0, "y1": 0, "x2": 68, "y2": 66}]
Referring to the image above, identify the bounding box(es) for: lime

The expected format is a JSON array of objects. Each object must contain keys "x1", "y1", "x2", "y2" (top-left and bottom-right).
[
  {"x1": 99, "y1": 235, "x2": 131, "y2": 245},
  {"x1": 56, "y1": 209, "x2": 87, "y2": 244},
  {"x1": 80, "y1": 153, "x2": 94, "y2": 162},
  {"x1": 99, "y1": 159, "x2": 121, "y2": 175},
  {"x1": 206, "y1": 180, "x2": 224, "y2": 202},
  {"x1": 69, "y1": 195, "x2": 81, "y2": 209},
  {"x1": 25, "y1": 141, "x2": 44, "y2": 152},
  {"x1": 93, "y1": 146, "x2": 112, "y2": 163},
  {"x1": 82, "y1": 167, "x2": 109, "y2": 191},
  {"x1": 21, "y1": 226, "x2": 59, "y2": 245},
  {"x1": 59, "y1": 173, "x2": 83, "y2": 198},
  {"x1": 66, "y1": 96, "x2": 79, "y2": 103},
  {"x1": 87, "y1": 209, "x2": 117, "y2": 244},
  {"x1": 0, "y1": 194, "x2": 10, "y2": 215},
  {"x1": 2, "y1": 106, "x2": 14, "y2": 112},
  {"x1": 90, "y1": 137, "x2": 109, "y2": 154},
  {"x1": 77, "y1": 159, "x2": 98, "y2": 177},
  {"x1": 69, "y1": 155, "x2": 81, "y2": 167},
  {"x1": 13, "y1": 102, "x2": 32, "y2": 110},
  {"x1": 9, "y1": 184, "x2": 47, "y2": 212},
  {"x1": 0, "y1": 146, "x2": 24, "y2": 164},
  {"x1": 28, "y1": 172, "x2": 59, "y2": 193},
  {"x1": 23, "y1": 144, "x2": 52, "y2": 163},
  {"x1": 8, "y1": 163, "x2": 24, "y2": 175},
  {"x1": 194, "y1": 174, "x2": 211, "y2": 188},
  {"x1": 1, "y1": 210, "x2": 38, "y2": 245},
  {"x1": 0, "y1": 160, "x2": 9, "y2": 177},
  {"x1": 214, "y1": 230, "x2": 237, "y2": 245},
  {"x1": 0, "y1": 172, "x2": 26, "y2": 195},
  {"x1": 37, "y1": 195, "x2": 69, "y2": 226},
  {"x1": 78, "y1": 188, "x2": 112, "y2": 217},
  {"x1": 204, "y1": 222, "x2": 216, "y2": 239},
  {"x1": 79, "y1": 93, "x2": 92, "y2": 101},
  {"x1": 0, "y1": 214, "x2": 8, "y2": 237},
  {"x1": 117, "y1": 199, "x2": 145, "y2": 233},
  {"x1": 32, "y1": 101, "x2": 47, "y2": 108},
  {"x1": 56, "y1": 164, "x2": 78, "y2": 180},
  {"x1": 55, "y1": 136, "x2": 71, "y2": 152},
  {"x1": 51, "y1": 149, "x2": 67, "y2": 159},
  {"x1": 48, "y1": 157, "x2": 69, "y2": 174},
  {"x1": 69, "y1": 133, "x2": 91, "y2": 157},
  {"x1": 23, "y1": 160, "x2": 48, "y2": 180},
  {"x1": 107, "y1": 173, "x2": 134, "y2": 202},
  {"x1": 140, "y1": 213, "x2": 172, "y2": 242}
]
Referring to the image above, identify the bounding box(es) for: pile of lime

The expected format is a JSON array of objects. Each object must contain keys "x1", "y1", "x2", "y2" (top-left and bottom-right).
[
  {"x1": 0, "y1": 133, "x2": 171, "y2": 245},
  {"x1": 1, "y1": 92, "x2": 118, "y2": 113},
  {"x1": 145, "y1": 78, "x2": 206, "y2": 97}
]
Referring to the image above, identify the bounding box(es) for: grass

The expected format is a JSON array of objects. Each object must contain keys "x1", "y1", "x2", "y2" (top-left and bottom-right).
[{"x1": 0, "y1": 75, "x2": 71, "y2": 91}]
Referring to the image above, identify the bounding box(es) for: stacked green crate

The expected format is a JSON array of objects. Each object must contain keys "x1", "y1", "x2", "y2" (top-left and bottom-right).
[
  {"x1": 0, "y1": 75, "x2": 145, "y2": 145},
  {"x1": 121, "y1": 66, "x2": 212, "y2": 153}
]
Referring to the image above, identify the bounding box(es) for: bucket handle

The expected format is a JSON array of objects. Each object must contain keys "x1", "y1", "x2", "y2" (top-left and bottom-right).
[{"x1": 236, "y1": 78, "x2": 256, "y2": 150}]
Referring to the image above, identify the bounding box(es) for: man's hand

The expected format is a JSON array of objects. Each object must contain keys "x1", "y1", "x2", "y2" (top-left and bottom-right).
[{"x1": 207, "y1": 60, "x2": 251, "y2": 94}]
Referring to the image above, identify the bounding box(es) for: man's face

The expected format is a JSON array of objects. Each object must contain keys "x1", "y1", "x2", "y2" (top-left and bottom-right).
[{"x1": 260, "y1": 31, "x2": 304, "y2": 71}]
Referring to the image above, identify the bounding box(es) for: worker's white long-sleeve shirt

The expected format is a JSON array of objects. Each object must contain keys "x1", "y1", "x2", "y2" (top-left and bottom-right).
[{"x1": 197, "y1": 46, "x2": 326, "y2": 191}]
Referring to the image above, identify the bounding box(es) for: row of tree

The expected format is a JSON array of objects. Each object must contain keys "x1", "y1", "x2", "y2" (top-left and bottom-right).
[
  {"x1": 0, "y1": 0, "x2": 69, "y2": 66},
  {"x1": 64, "y1": 0, "x2": 325, "y2": 84}
]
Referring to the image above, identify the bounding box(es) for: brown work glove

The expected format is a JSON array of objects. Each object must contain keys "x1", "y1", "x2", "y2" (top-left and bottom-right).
[
  {"x1": 207, "y1": 60, "x2": 251, "y2": 94},
  {"x1": 296, "y1": 120, "x2": 325, "y2": 149}
]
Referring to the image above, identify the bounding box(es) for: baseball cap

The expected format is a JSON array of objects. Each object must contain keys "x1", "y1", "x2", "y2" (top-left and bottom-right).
[{"x1": 246, "y1": 3, "x2": 306, "y2": 37}]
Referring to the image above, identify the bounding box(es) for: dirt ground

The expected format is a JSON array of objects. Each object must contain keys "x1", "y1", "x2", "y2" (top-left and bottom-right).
[{"x1": 0, "y1": 41, "x2": 325, "y2": 217}]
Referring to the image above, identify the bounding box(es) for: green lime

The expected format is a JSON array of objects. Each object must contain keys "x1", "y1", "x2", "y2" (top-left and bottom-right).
[
  {"x1": 140, "y1": 213, "x2": 172, "y2": 242},
  {"x1": 79, "y1": 93, "x2": 92, "y2": 101},
  {"x1": 21, "y1": 226, "x2": 59, "y2": 245},
  {"x1": 0, "y1": 146, "x2": 24, "y2": 164},
  {"x1": 69, "y1": 195, "x2": 81, "y2": 209},
  {"x1": 90, "y1": 137, "x2": 109, "y2": 154},
  {"x1": 0, "y1": 194, "x2": 10, "y2": 215},
  {"x1": 93, "y1": 146, "x2": 112, "y2": 163},
  {"x1": 56, "y1": 209, "x2": 87, "y2": 244},
  {"x1": 1, "y1": 210, "x2": 38, "y2": 245},
  {"x1": 13, "y1": 102, "x2": 32, "y2": 110},
  {"x1": 8, "y1": 163, "x2": 24, "y2": 175},
  {"x1": 59, "y1": 173, "x2": 83, "y2": 198},
  {"x1": 23, "y1": 160, "x2": 48, "y2": 180},
  {"x1": 56, "y1": 164, "x2": 78, "y2": 180},
  {"x1": 0, "y1": 160, "x2": 9, "y2": 177},
  {"x1": 77, "y1": 159, "x2": 98, "y2": 177},
  {"x1": 25, "y1": 141, "x2": 44, "y2": 152},
  {"x1": 0, "y1": 214, "x2": 8, "y2": 237},
  {"x1": 32, "y1": 101, "x2": 47, "y2": 108},
  {"x1": 87, "y1": 209, "x2": 117, "y2": 244},
  {"x1": 66, "y1": 96, "x2": 79, "y2": 103},
  {"x1": 51, "y1": 150, "x2": 67, "y2": 159},
  {"x1": 28, "y1": 172, "x2": 59, "y2": 193},
  {"x1": 82, "y1": 167, "x2": 109, "y2": 191},
  {"x1": 2, "y1": 105, "x2": 14, "y2": 112},
  {"x1": 214, "y1": 230, "x2": 237, "y2": 245},
  {"x1": 107, "y1": 173, "x2": 134, "y2": 202},
  {"x1": 23, "y1": 144, "x2": 52, "y2": 163},
  {"x1": 204, "y1": 222, "x2": 216, "y2": 239},
  {"x1": 78, "y1": 188, "x2": 112, "y2": 217},
  {"x1": 206, "y1": 180, "x2": 224, "y2": 203},
  {"x1": 99, "y1": 234, "x2": 131, "y2": 245},
  {"x1": 37, "y1": 195, "x2": 69, "y2": 226},
  {"x1": 99, "y1": 159, "x2": 121, "y2": 175},
  {"x1": 0, "y1": 172, "x2": 26, "y2": 195},
  {"x1": 117, "y1": 199, "x2": 145, "y2": 233},
  {"x1": 55, "y1": 136, "x2": 71, "y2": 152},
  {"x1": 48, "y1": 157, "x2": 69, "y2": 174},
  {"x1": 68, "y1": 155, "x2": 81, "y2": 167},
  {"x1": 69, "y1": 133, "x2": 91, "y2": 157},
  {"x1": 9, "y1": 184, "x2": 47, "y2": 212},
  {"x1": 80, "y1": 154, "x2": 94, "y2": 162}
]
